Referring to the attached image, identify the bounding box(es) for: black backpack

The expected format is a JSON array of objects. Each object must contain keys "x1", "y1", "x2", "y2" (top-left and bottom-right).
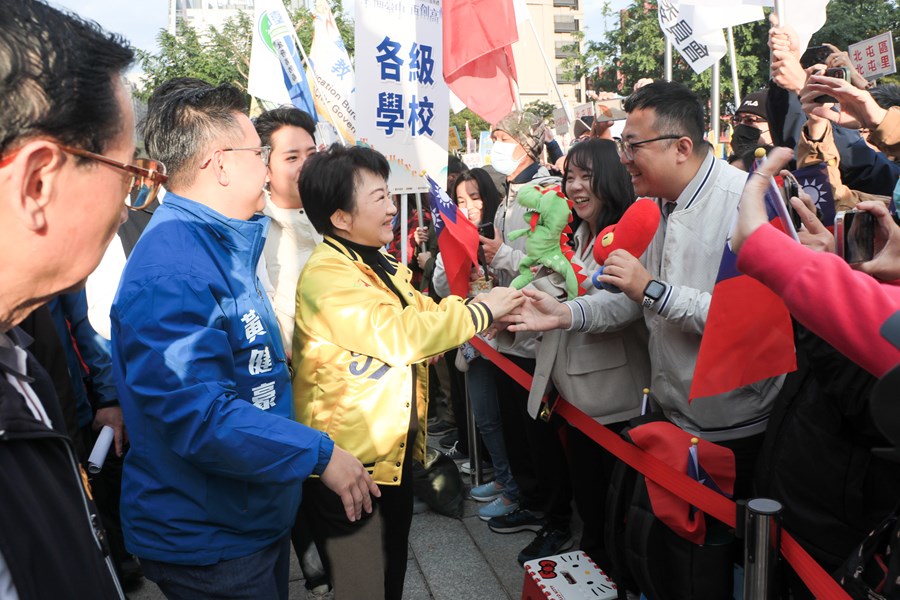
[{"x1": 604, "y1": 414, "x2": 736, "y2": 600}]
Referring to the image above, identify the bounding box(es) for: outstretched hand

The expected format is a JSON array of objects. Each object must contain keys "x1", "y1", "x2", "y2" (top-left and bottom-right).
[
  {"x1": 320, "y1": 444, "x2": 381, "y2": 522},
  {"x1": 476, "y1": 286, "x2": 524, "y2": 320},
  {"x1": 731, "y1": 147, "x2": 795, "y2": 254},
  {"x1": 502, "y1": 287, "x2": 572, "y2": 333}
]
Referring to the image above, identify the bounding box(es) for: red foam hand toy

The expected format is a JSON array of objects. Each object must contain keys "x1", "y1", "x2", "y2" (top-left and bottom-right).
[
  {"x1": 591, "y1": 198, "x2": 661, "y2": 292},
  {"x1": 593, "y1": 198, "x2": 661, "y2": 265}
]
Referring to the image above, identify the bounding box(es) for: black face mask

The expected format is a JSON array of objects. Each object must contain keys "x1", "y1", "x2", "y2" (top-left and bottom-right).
[{"x1": 731, "y1": 124, "x2": 762, "y2": 157}]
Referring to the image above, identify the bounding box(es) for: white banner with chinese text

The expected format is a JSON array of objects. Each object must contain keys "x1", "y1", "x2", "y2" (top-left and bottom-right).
[
  {"x1": 658, "y1": 0, "x2": 726, "y2": 74},
  {"x1": 309, "y1": 0, "x2": 357, "y2": 143},
  {"x1": 355, "y1": 0, "x2": 449, "y2": 192}
]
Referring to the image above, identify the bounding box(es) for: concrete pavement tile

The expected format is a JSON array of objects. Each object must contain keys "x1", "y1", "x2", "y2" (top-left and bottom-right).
[
  {"x1": 409, "y1": 511, "x2": 509, "y2": 600},
  {"x1": 402, "y1": 555, "x2": 432, "y2": 599},
  {"x1": 462, "y1": 514, "x2": 533, "y2": 598}
]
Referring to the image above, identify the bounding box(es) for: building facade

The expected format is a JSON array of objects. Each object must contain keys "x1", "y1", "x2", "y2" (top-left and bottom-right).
[
  {"x1": 168, "y1": 0, "x2": 307, "y2": 36},
  {"x1": 510, "y1": 0, "x2": 585, "y2": 110}
]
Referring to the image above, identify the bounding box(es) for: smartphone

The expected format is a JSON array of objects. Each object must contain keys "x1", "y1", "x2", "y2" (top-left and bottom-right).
[
  {"x1": 478, "y1": 222, "x2": 495, "y2": 239},
  {"x1": 800, "y1": 45, "x2": 832, "y2": 69},
  {"x1": 778, "y1": 173, "x2": 803, "y2": 230},
  {"x1": 834, "y1": 209, "x2": 876, "y2": 264},
  {"x1": 815, "y1": 66, "x2": 851, "y2": 103}
]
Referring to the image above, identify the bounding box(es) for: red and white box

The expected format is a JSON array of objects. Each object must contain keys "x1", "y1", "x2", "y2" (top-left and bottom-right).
[{"x1": 522, "y1": 550, "x2": 618, "y2": 600}]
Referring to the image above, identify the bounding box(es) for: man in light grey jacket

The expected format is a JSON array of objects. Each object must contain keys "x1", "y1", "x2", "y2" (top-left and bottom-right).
[{"x1": 508, "y1": 81, "x2": 783, "y2": 499}]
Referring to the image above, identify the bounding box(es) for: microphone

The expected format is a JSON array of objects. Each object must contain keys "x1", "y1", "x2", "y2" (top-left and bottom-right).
[{"x1": 591, "y1": 198, "x2": 661, "y2": 293}]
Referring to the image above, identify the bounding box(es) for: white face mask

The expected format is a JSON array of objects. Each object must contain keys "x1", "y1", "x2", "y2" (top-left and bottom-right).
[{"x1": 490, "y1": 140, "x2": 524, "y2": 176}]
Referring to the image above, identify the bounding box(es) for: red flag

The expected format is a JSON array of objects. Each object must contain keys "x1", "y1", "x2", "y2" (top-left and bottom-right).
[
  {"x1": 630, "y1": 422, "x2": 735, "y2": 545},
  {"x1": 443, "y1": 0, "x2": 518, "y2": 125},
  {"x1": 426, "y1": 175, "x2": 479, "y2": 297},
  {"x1": 690, "y1": 166, "x2": 796, "y2": 400}
]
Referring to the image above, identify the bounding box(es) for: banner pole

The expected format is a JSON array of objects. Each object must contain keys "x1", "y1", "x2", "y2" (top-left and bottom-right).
[
  {"x1": 400, "y1": 194, "x2": 408, "y2": 263},
  {"x1": 414, "y1": 193, "x2": 426, "y2": 253},
  {"x1": 711, "y1": 57, "x2": 721, "y2": 151},
  {"x1": 727, "y1": 26, "x2": 741, "y2": 107},
  {"x1": 665, "y1": 40, "x2": 673, "y2": 81}
]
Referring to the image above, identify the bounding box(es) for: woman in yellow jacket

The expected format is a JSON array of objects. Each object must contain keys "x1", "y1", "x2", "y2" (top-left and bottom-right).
[{"x1": 292, "y1": 145, "x2": 523, "y2": 600}]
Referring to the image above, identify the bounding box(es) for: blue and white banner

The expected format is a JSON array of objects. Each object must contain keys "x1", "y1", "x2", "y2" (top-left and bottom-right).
[
  {"x1": 355, "y1": 0, "x2": 449, "y2": 192},
  {"x1": 248, "y1": 0, "x2": 317, "y2": 119}
]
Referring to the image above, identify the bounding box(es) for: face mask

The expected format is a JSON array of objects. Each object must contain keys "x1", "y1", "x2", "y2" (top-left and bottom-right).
[
  {"x1": 731, "y1": 124, "x2": 762, "y2": 157},
  {"x1": 490, "y1": 141, "x2": 524, "y2": 176}
]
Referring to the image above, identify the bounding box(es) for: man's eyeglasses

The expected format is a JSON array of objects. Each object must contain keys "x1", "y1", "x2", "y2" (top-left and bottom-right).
[
  {"x1": 0, "y1": 143, "x2": 168, "y2": 210},
  {"x1": 57, "y1": 145, "x2": 168, "y2": 210},
  {"x1": 615, "y1": 135, "x2": 685, "y2": 161},
  {"x1": 200, "y1": 146, "x2": 272, "y2": 169}
]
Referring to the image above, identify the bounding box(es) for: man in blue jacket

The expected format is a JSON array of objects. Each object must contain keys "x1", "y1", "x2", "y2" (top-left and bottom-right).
[{"x1": 111, "y1": 81, "x2": 379, "y2": 599}]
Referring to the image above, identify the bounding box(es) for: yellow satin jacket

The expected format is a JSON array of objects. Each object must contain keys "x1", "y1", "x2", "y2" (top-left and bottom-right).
[{"x1": 292, "y1": 236, "x2": 491, "y2": 485}]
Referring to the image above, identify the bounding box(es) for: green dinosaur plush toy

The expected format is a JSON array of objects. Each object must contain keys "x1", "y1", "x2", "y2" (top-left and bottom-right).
[{"x1": 508, "y1": 183, "x2": 584, "y2": 300}]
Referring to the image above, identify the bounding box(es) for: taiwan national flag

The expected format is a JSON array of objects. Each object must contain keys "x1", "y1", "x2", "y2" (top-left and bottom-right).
[
  {"x1": 690, "y1": 164, "x2": 797, "y2": 400},
  {"x1": 792, "y1": 162, "x2": 836, "y2": 227},
  {"x1": 426, "y1": 174, "x2": 479, "y2": 297}
]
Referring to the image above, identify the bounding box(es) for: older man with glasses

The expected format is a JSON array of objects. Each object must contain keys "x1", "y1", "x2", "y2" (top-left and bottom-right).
[
  {"x1": 110, "y1": 80, "x2": 378, "y2": 600},
  {"x1": 0, "y1": 1, "x2": 144, "y2": 597}
]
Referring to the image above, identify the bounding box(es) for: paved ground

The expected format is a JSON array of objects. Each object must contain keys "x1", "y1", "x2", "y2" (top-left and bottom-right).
[{"x1": 127, "y1": 432, "x2": 579, "y2": 599}]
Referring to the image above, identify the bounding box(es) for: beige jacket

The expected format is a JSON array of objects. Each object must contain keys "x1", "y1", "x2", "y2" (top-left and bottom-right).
[{"x1": 528, "y1": 222, "x2": 651, "y2": 423}]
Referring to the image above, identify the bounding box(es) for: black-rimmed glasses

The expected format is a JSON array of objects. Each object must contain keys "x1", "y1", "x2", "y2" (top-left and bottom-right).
[{"x1": 615, "y1": 135, "x2": 686, "y2": 161}]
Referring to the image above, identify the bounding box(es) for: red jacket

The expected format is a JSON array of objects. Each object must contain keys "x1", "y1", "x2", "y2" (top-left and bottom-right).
[{"x1": 737, "y1": 225, "x2": 900, "y2": 377}]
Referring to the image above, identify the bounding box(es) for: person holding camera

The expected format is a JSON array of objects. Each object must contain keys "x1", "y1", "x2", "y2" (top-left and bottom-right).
[{"x1": 731, "y1": 146, "x2": 900, "y2": 377}]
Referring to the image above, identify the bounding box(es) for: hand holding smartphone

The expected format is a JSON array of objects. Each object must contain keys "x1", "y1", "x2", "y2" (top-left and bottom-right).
[
  {"x1": 835, "y1": 209, "x2": 876, "y2": 264},
  {"x1": 814, "y1": 66, "x2": 851, "y2": 103}
]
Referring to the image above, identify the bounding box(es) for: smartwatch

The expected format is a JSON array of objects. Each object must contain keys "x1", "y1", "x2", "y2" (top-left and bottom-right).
[{"x1": 642, "y1": 280, "x2": 666, "y2": 309}]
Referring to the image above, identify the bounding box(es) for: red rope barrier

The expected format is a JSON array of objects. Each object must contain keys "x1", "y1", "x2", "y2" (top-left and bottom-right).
[{"x1": 468, "y1": 336, "x2": 851, "y2": 600}]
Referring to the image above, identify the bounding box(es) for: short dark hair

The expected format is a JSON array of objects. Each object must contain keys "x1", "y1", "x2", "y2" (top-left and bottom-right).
[
  {"x1": 624, "y1": 81, "x2": 706, "y2": 155},
  {"x1": 142, "y1": 81, "x2": 247, "y2": 189},
  {"x1": 870, "y1": 84, "x2": 900, "y2": 110},
  {"x1": 300, "y1": 144, "x2": 391, "y2": 235},
  {"x1": 0, "y1": 0, "x2": 134, "y2": 157},
  {"x1": 452, "y1": 168, "x2": 501, "y2": 226},
  {"x1": 448, "y1": 153, "x2": 469, "y2": 176},
  {"x1": 563, "y1": 138, "x2": 635, "y2": 232},
  {"x1": 254, "y1": 107, "x2": 316, "y2": 148}
]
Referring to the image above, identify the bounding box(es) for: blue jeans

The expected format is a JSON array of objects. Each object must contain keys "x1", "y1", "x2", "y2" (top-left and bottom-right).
[
  {"x1": 467, "y1": 357, "x2": 520, "y2": 502},
  {"x1": 141, "y1": 535, "x2": 290, "y2": 600}
]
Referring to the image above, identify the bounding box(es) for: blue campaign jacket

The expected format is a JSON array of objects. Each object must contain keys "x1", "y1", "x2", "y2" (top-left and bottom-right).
[{"x1": 111, "y1": 193, "x2": 333, "y2": 565}]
